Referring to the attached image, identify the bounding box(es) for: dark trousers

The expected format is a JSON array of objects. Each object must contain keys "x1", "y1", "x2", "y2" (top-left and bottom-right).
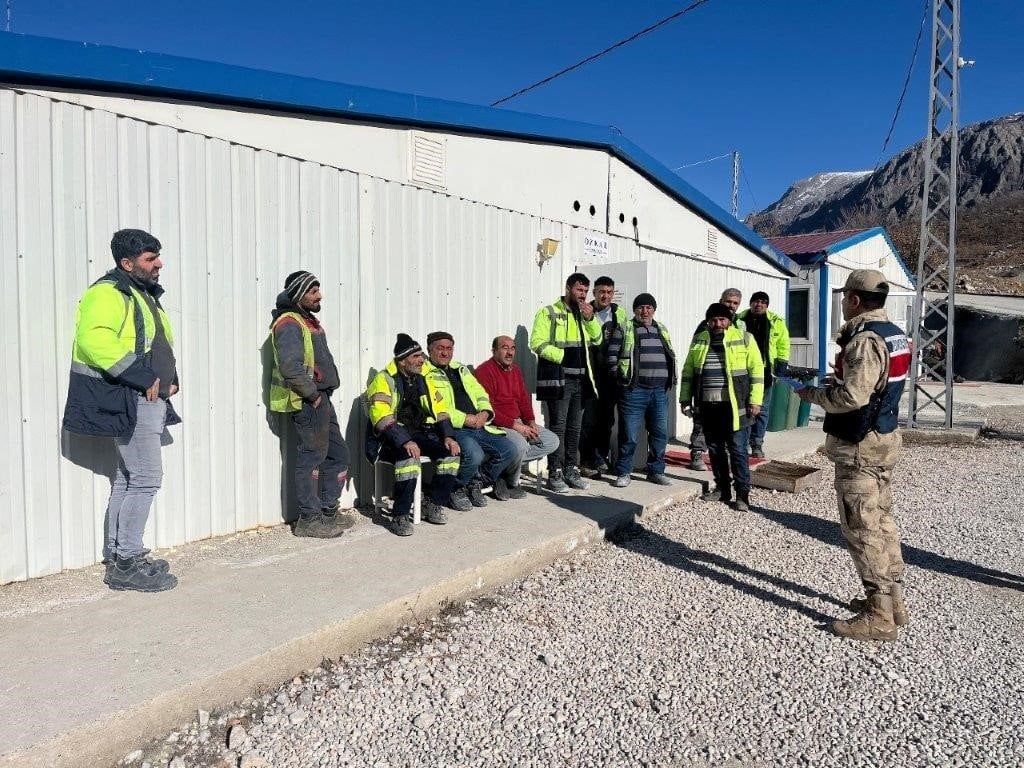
[
  {"x1": 292, "y1": 397, "x2": 350, "y2": 519},
  {"x1": 702, "y1": 402, "x2": 750, "y2": 494},
  {"x1": 581, "y1": 375, "x2": 617, "y2": 468},
  {"x1": 689, "y1": 410, "x2": 707, "y2": 454},
  {"x1": 379, "y1": 432, "x2": 458, "y2": 518},
  {"x1": 543, "y1": 377, "x2": 588, "y2": 472}
]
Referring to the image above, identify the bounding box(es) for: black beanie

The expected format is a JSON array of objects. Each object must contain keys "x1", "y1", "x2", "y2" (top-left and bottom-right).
[
  {"x1": 751, "y1": 291, "x2": 770, "y2": 305},
  {"x1": 426, "y1": 331, "x2": 455, "y2": 346},
  {"x1": 394, "y1": 333, "x2": 422, "y2": 360},
  {"x1": 284, "y1": 270, "x2": 319, "y2": 303},
  {"x1": 632, "y1": 292, "x2": 657, "y2": 310},
  {"x1": 705, "y1": 302, "x2": 733, "y2": 321}
]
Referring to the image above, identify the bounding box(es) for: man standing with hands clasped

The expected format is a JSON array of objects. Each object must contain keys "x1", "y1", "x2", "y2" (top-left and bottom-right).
[{"x1": 795, "y1": 269, "x2": 910, "y2": 642}]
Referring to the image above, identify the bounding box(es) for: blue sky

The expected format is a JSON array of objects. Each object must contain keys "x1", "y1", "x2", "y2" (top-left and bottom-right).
[{"x1": 9, "y1": 0, "x2": 1022, "y2": 217}]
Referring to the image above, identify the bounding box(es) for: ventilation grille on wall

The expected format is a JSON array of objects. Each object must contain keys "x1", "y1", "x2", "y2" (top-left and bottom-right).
[
  {"x1": 707, "y1": 227, "x2": 719, "y2": 259},
  {"x1": 409, "y1": 132, "x2": 447, "y2": 190}
]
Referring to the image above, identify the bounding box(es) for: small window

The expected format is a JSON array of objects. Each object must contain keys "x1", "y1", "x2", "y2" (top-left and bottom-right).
[{"x1": 788, "y1": 287, "x2": 811, "y2": 339}]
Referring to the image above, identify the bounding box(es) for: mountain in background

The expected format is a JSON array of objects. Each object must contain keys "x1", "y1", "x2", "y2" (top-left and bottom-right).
[{"x1": 747, "y1": 113, "x2": 1024, "y2": 294}]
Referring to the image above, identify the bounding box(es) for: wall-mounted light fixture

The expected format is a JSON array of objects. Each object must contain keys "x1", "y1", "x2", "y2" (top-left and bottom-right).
[{"x1": 536, "y1": 238, "x2": 560, "y2": 269}]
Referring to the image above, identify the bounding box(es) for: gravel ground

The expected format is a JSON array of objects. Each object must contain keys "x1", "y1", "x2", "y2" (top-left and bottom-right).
[{"x1": 124, "y1": 411, "x2": 1024, "y2": 768}]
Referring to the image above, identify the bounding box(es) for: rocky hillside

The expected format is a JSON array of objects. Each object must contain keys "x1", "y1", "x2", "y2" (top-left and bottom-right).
[{"x1": 748, "y1": 113, "x2": 1024, "y2": 294}]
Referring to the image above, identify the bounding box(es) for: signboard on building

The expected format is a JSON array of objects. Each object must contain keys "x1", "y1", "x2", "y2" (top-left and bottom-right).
[{"x1": 583, "y1": 234, "x2": 609, "y2": 262}]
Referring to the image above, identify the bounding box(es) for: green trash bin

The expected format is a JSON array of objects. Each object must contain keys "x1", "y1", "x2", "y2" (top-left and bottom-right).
[
  {"x1": 797, "y1": 399, "x2": 812, "y2": 428},
  {"x1": 767, "y1": 384, "x2": 790, "y2": 432},
  {"x1": 785, "y1": 384, "x2": 801, "y2": 429}
]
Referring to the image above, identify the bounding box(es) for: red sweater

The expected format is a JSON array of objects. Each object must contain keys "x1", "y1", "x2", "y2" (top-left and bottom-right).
[{"x1": 474, "y1": 358, "x2": 536, "y2": 428}]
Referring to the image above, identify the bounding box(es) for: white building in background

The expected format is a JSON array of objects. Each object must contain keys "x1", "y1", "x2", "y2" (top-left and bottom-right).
[
  {"x1": 0, "y1": 33, "x2": 794, "y2": 582},
  {"x1": 769, "y1": 228, "x2": 916, "y2": 376}
]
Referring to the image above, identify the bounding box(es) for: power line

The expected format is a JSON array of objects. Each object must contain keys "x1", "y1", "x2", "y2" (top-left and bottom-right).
[
  {"x1": 740, "y1": 164, "x2": 759, "y2": 213},
  {"x1": 873, "y1": 0, "x2": 929, "y2": 173},
  {"x1": 671, "y1": 151, "x2": 733, "y2": 171},
  {"x1": 491, "y1": 0, "x2": 712, "y2": 107}
]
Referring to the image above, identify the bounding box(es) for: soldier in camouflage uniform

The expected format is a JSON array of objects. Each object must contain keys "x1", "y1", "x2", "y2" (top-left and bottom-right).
[{"x1": 797, "y1": 270, "x2": 911, "y2": 642}]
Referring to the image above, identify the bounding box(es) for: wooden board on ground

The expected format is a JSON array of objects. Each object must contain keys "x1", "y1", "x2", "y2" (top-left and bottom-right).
[{"x1": 750, "y1": 460, "x2": 822, "y2": 493}]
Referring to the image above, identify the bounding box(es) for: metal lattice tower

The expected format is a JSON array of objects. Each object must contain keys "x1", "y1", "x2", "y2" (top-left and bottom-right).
[{"x1": 908, "y1": 0, "x2": 962, "y2": 429}]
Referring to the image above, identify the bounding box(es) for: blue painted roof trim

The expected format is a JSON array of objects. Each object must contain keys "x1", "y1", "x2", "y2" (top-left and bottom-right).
[
  {"x1": 824, "y1": 227, "x2": 917, "y2": 287},
  {"x1": 0, "y1": 32, "x2": 795, "y2": 275}
]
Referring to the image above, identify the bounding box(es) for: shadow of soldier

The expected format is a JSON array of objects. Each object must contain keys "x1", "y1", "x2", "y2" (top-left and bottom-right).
[
  {"x1": 751, "y1": 504, "x2": 1024, "y2": 594},
  {"x1": 606, "y1": 519, "x2": 843, "y2": 625}
]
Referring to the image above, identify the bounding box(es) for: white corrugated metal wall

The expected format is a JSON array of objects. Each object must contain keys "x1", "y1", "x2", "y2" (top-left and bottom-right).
[{"x1": 0, "y1": 88, "x2": 788, "y2": 582}]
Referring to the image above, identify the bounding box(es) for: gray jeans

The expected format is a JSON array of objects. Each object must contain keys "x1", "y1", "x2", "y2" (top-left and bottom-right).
[
  {"x1": 105, "y1": 395, "x2": 168, "y2": 559},
  {"x1": 502, "y1": 426, "x2": 560, "y2": 485}
]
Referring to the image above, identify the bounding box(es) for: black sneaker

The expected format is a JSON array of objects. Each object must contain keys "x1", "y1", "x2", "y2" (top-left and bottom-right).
[
  {"x1": 450, "y1": 487, "x2": 473, "y2": 512},
  {"x1": 467, "y1": 481, "x2": 488, "y2": 508},
  {"x1": 593, "y1": 457, "x2": 610, "y2": 474},
  {"x1": 423, "y1": 500, "x2": 448, "y2": 525},
  {"x1": 546, "y1": 469, "x2": 569, "y2": 494},
  {"x1": 749, "y1": 445, "x2": 765, "y2": 459},
  {"x1": 701, "y1": 486, "x2": 732, "y2": 504},
  {"x1": 294, "y1": 514, "x2": 345, "y2": 539},
  {"x1": 391, "y1": 515, "x2": 414, "y2": 536},
  {"x1": 137, "y1": 549, "x2": 170, "y2": 574},
  {"x1": 322, "y1": 505, "x2": 356, "y2": 531},
  {"x1": 492, "y1": 477, "x2": 511, "y2": 501},
  {"x1": 564, "y1": 466, "x2": 590, "y2": 491},
  {"x1": 104, "y1": 556, "x2": 178, "y2": 593}
]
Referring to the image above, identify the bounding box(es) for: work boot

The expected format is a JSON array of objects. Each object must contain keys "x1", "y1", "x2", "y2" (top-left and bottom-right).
[
  {"x1": 422, "y1": 500, "x2": 448, "y2": 525},
  {"x1": 546, "y1": 469, "x2": 569, "y2": 494},
  {"x1": 701, "y1": 485, "x2": 731, "y2": 503},
  {"x1": 750, "y1": 444, "x2": 765, "y2": 459},
  {"x1": 322, "y1": 504, "x2": 356, "y2": 531},
  {"x1": 732, "y1": 488, "x2": 751, "y2": 512},
  {"x1": 390, "y1": 515, "x2": 414, "y2": 537},
  {"x1": 647, "y1": 473, "x2": 672, "y2": 486},
  {"x1": 612, "y1": 474, "x2": 631, "y2": 488},
  {"x1": 467, "y1": 480, "x2": 489, "y2": 507},
  {"x1": 137, "y1": 549, "x2": 170, "y2": 574},
  {"x1": 104, "y1": 555, "x2": 178, "y2": 593},
  {"x1": 493, "y1": 477, "x2": 526, "y2": 500},
  {"x1": 450, "y1": 487, "x2": 473, "y2": 511},
  {"x1": 593, "y1": 457, "x2": 609, "y2": 475},
  {"x1": 564, "y1": 465, "x2": 590, "y2": 491},
  {"x1": 294, "y1": 513, "x2": 345, "y2": 538},
  {"x1": 689, "y1": 451, "x2": 707, "y2": 471},
  {"x1": 850, "y1": 583, "x2": 910, "y2": 627},
  {"x1": 832, "y1": 593, "x2": 898, "y2": 642}
]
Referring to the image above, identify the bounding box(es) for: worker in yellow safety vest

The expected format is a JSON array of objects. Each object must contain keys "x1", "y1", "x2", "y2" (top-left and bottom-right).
[
  {"x1": 365, "y1": 334, "x2": 461, "y2": 537},
  {"x1": 679, "y1": 302, "x2": 764, "y2": 511},
  {"x1": 63, "y1": 229, "x2": 180, "y2": 593},
  {"x1": 269, "y1": 270, "x2": 351, "y2": 539}
]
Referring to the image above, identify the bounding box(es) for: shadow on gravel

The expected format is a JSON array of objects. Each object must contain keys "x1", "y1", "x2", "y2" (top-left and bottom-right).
[
  {"x1": 607, "y1": 521, "x2": 840, "y2": 625},
  {"x1": 753, "y1": 505, "x2": 1024, "y2": 594}
]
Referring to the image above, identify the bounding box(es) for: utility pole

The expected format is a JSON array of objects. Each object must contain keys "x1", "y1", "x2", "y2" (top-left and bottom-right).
[
  {"x1": 731, "y1": 151, "x2": 740, "y2": 219},
  {"x1": 908, "y1": 0, "x2": 971, "y2": 429},
  {"x1": 5, "y1": 0, "x2": 11, "y2": 32}
]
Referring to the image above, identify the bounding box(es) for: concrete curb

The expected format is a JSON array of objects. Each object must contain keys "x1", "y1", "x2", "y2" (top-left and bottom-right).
[{"x1": 4, "y1": 485, "x2": 702, "y2": 768}]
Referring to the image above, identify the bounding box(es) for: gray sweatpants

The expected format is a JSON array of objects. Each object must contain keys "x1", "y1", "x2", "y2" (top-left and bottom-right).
[{"x1": 105, "y1": 395, "x2": 168, "y2": 559}]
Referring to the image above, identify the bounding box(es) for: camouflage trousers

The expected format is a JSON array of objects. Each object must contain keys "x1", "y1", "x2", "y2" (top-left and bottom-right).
[{"x1": 825, "y1": 430, "x2": 906, "y2": 595}]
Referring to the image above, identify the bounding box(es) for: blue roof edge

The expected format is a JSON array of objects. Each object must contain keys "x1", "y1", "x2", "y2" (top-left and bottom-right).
[
  {"x1": 0, "y1": 32, "x2": 795, "y2": 276},
  {"x1": 825, "y1": 227, "x2": 916, "y2": 287}
]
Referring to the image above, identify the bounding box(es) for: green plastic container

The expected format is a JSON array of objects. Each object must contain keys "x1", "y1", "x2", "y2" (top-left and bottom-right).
[
  {"x1": 767, "y1": 384, "x2": 790, "y2": 432},
  {"x1": 785, "y1": 385, "x2": 801, "y2": 429},
  {"x1": 797, "y1": 399, "x2": 812, "y2": 428}
]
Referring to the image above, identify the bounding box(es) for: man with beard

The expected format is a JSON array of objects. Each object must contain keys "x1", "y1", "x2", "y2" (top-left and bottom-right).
[
  {"x1": 63, "y1": 229, "x2": 181, "y2": 592},
  {"x1": 269, "y1": 270, "x2": 352, "y2": 538}
]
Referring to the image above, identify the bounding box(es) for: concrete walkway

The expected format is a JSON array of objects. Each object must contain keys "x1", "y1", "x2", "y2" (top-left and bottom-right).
[{"x1": 1, "y1": 425, "x2": 828, "y2": 768}]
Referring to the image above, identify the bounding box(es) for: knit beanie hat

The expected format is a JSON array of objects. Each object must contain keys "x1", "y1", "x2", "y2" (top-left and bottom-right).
[
  {"x1": 426, "y1": 331, "x2": 455, "y2": 346},
  {"x1": 284, "y1": 270, "x2": 319, "y2": 304},
  {"x1": 633, "y1": 292, "x2": 657, "y2": 310},
  {"x1": 705, "y1": 302, "x2": 733, "y2": 321},
  {"x1": 751, "y1": 291, "x2": 770, "y2": 305},
  {"x1": 394, "y1": 333, "x2": 422, "y2": 360}
]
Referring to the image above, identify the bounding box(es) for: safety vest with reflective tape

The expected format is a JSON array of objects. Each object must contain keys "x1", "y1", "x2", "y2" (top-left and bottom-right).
[
  {"x1": 529, "y1": 298, "x2": 603, "y2": 400},
  {"x1": 616, "y1": 318, "x2": 677, "y2": 389},
  {"x1": 679, "y1": 326, "x2": 765, "y2": 432},
  {"x1": 268, "y1": 312, "x2": 315, "y2": 413},
  {"x1": 422, "y1": 360, "x2": 505, "y2": 435}
]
